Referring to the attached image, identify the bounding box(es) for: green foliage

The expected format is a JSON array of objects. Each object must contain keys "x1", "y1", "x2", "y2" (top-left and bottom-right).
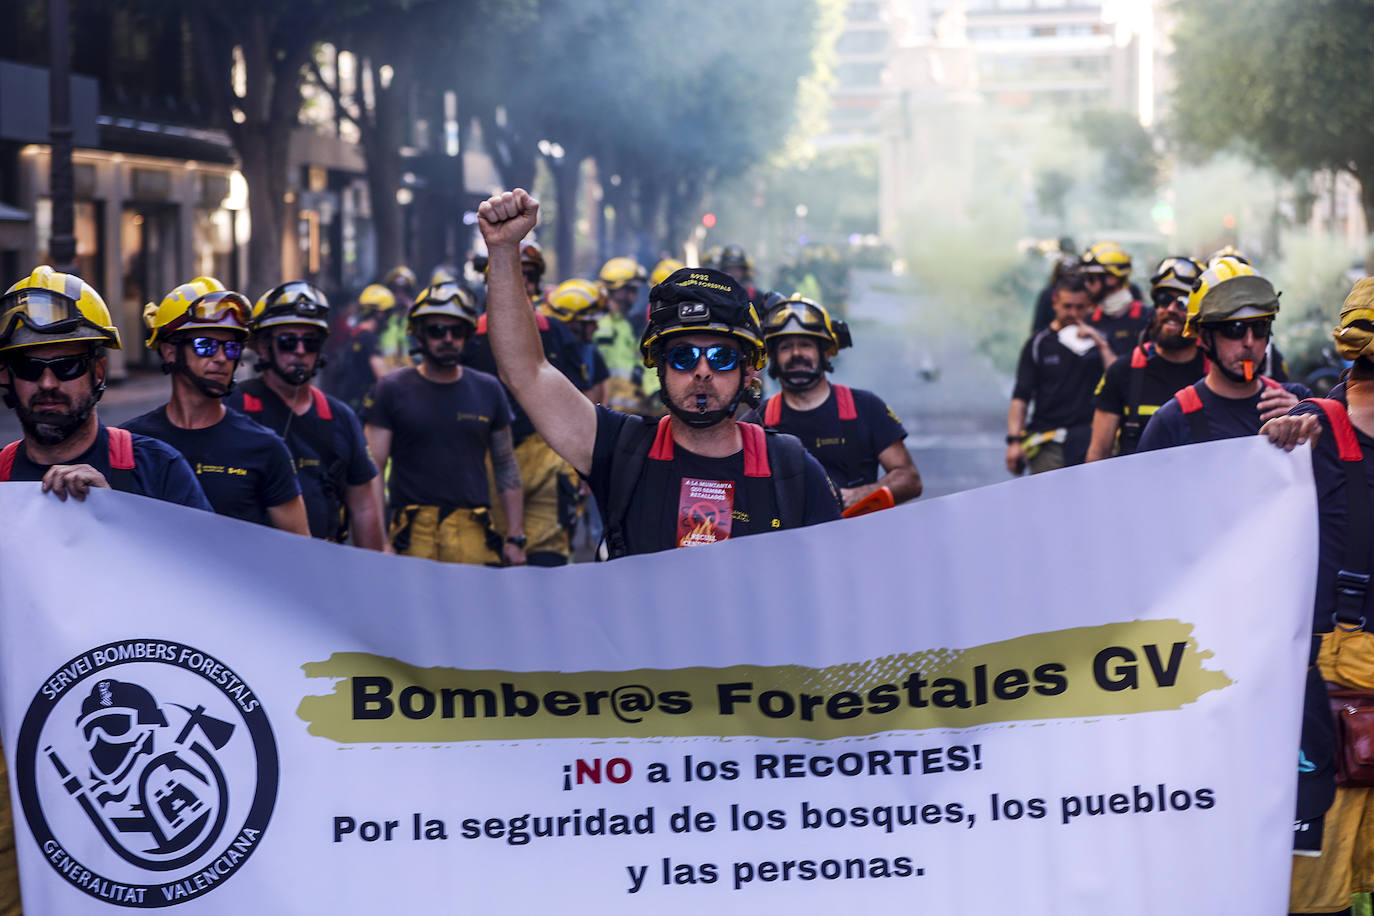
[
  {"x1": 1073, "y1": 109, "x2": 1161, "y2": 202},
  {"x1": 1171, "y1": 0, "x2": 1374, "y2": 223}
]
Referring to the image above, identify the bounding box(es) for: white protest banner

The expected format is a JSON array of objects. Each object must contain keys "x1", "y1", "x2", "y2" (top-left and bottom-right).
[{"x1": 0, "y1": 436, "x2": 1316, "y2": 914}]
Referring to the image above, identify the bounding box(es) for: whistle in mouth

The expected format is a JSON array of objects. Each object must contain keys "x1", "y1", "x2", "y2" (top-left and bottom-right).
[{"x1": 1243, "y1": 359, "x2": 1254, "y2": 382}]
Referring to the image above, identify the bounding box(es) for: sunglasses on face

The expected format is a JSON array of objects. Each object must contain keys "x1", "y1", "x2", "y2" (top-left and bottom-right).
[
  {"x1": 422, "y1": 323, "x2": 466, "y2": 340},
  {"x1": 1210, "y1": 319, "x2": 1272, "y2": 340},
  {"x1": 273, "y1": 333, "x2": 323, "y2": 353},
  {"x1": 188, "y1": 336, "x2": 245, "y2": 359},
  {"x1": 665, "y1": 343, "x2": 741, "y2": 372},
  {"x1": 1152, "y1": 292, "x2": 1187, "y2": 311},
  {"x1": 6, "y1": 353, "x2": 93, "y2": 382}
]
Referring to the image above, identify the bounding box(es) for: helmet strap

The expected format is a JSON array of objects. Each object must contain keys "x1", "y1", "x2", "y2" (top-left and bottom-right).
[
  {"x1": 172, "y1": 341, "x2": 236, "y2": 399},
  {"x1": 1198, "y1": 331, "x2": 1252, "y2": 385},
  {"x1": 658, "y1": 365, "x2": 747, "y2": 429}
]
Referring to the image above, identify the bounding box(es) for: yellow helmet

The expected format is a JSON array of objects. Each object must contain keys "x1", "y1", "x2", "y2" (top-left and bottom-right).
[
  {"x1": 1183, "y1": 256, "x2": 1280, "y2": 338},
  {"x1": 1333, "y1": 278, "x2": 1374, "y2": 363},
  {"x1": 1081, "y1": 241, "x2": 1132, "y2": 279},
  {"x1": 599, "y1": 257, "x2": 647, "y2": 292},
  {"x1": 409, "y1": 281, "x2": 478, "y2": 331},
  {"x1": 358, "y1": 284, "x2": 397, "y2": 316},
  {"x1": 383, "y1": 265, "x2": 417, "y2": 291},
  {"x1": 252, "y1": 281, "x2": 330, "y2": 334},
  {"x1": 541, "y1": 279, "x2": 609, "y2": 324},
  {"x1": 0, "y1": 266, "x2": 121, "y2": 354},
  {"x1": 1206, "y1": 245, "x2": 1250, "y2": 267},
  {"x1": 650, "y1": 258, "x2": 687, "y2": 287},
  {"x1": 760, "y1": 294, "x2": 852, "y2": 358},
  {"x1": 430, "y1": 267, "x2": 458, "y2": 286},
  {"x1": 144, "y1": 276, "x2": 250, "y2": 349}
]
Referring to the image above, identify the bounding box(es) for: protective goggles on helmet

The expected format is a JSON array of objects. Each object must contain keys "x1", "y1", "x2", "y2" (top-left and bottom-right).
[
  {"x1": 665, "y1": 343, "x2": 741, "y2": 372},
  {"x1": 187, "y1": 336, "x2": 245, "y2": 359},
  {"x1": 1150, "y1": 258, "x2": 1202, "y2": 290},
  {"x1": 162, "y1": 290, "x2": 252, "y2": 336},
  {"x1": 763, "y1": 301, "x2": 829, "y2": 334},
  {"x1": 0, "y1": 288, "x2": 109, "y2": 343},
  {"x1": 5, "y1": 352, "x2": 95, "y2": 382},
  {"x1": 258, "y1": 282, "x2": 329, "y2": 320},
  {"x1": 1207, "y1": 318, "x2": 1272, "y2": 340}
]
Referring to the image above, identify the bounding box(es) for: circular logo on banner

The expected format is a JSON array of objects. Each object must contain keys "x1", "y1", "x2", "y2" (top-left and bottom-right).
[{"x1": 16, "y1": 640, "x2": 278, "y2": 907}]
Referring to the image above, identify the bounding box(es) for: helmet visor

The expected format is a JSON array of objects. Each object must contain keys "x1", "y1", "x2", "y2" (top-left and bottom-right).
[
  {"x1": 166, "y1": 290, "x2": 252, "y2": 336},
  {"x1": 260, "y1": 282, "x2": 328, "y2": 320},
  {"x1": 763, "y1": 302, "x2": 829, "y2": 335},
  {"x1": 0, "y1": 288, "x2": 114, "y2": 346}
]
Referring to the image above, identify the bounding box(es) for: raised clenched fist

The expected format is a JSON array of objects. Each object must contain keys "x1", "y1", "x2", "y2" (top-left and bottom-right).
[{"x1": 478, "y1": 189, "x2": 540, "y2": 249}]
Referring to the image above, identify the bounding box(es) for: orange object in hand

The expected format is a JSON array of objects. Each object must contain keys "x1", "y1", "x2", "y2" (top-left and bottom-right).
[{"x1": 842, "y1": 485, "x2": 895, "y2": 519}]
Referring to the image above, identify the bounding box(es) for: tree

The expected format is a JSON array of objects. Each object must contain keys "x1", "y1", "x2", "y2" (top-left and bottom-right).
[
  {"x1": 1073, "y1": 110, "x2": 1160, "y2": 225},
  {"x1": 1171, "y1": 0, "x2": 1374, "y2": 260}
]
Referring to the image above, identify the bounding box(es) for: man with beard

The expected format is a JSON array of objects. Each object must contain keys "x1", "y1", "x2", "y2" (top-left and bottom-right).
[
  {"x1": 0, "y1": 266, "x2": 208, "y2": 507},
  {"x1": 362, "y1": 281, "x2": 526, "y2": 565},
  {"x1": 1086, "y1": 257, "x2": 1209, "y2": 460},
  {"x1": 478, "y1": 188, "x2": 839, "y2": 559},
  {"x1": 226, "y1": 281, "x2": 385, "y2": 549},
  {"x1": 1006, "y1": 276, "x2": 1116, "y2": 474},
  {"x1": 751, "y1": 294, "x2": 921, "y2": 509},
  {"x1": 124, "y1": 276, "x2": 307, "y2": 533},
  {"x1": 1137, "y1": 257, "x2": 1306, "y2": 451},
  {"x1": 1080, "y1": 241, "x2": 1151, "y2": 358}
]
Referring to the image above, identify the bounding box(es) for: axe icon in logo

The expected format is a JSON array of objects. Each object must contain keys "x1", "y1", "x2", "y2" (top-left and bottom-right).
[{"x1": 46, "y1": 679, "x2": 234, "y2": 871}]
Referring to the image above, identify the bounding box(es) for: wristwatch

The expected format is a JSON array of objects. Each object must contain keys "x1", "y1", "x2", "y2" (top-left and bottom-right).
[
  {"x1": 505, "y1": 535, "x2": 528, "y2": 549},
  {"x1": 1006, "y1": 433, "x2": 1023, "y2": 444}
]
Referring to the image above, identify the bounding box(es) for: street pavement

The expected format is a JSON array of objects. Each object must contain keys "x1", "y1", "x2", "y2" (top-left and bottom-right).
[
  {"x1": 0, "y1": 270, "x2": 1014, "y2": 500},
  {"x1": 834, "y1": 268, "x2": 1011, "y2": 499}
]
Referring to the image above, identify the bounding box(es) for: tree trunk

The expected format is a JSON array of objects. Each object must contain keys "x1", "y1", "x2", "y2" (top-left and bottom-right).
[
  {"x1": 360, "y1": 57, "x2": 409, "y2": 275},
  {"x1": 237, "y1": 123, "x2": 286, "y2": 292},
  {"x1": 1359, "y1": 163, "x2": 1374, "y2": 275},
  {"x1": 552, "y1": 154, "x2": 580, "y2": 283}
]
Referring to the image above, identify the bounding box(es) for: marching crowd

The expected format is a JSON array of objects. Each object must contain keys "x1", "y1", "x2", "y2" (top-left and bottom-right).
[{"x1": 1, "y1": 188, "x2": 1373, "y2": 913}]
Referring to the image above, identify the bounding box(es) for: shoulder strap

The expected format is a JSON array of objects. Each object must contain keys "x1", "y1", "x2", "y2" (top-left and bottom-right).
[
  {"x1": 241, "y1": 392, "x2": 263, "y2": 413},
  {"x1": 1122, "y1": 345, "x2": 1150, "y2": 439},
  {"x1": 1174, "y1": 383, "x2": 1211, "y2": 444},
  {"x1": 476, "y1": 314, "x2": 488, "y2": 335},
  {"x1": 1261, "y1": 375, "x2": 1282, "y2": 391},
  {"x1": 1307, "y1": 398, "x2": 1372, "y2": 629},
  {"x1": 1091, "y1": 305, "x2": 1103, "y2": 322},
  {"x1": 1128, "y1": 300, "x2": 1142, "y2": 319},
  {"x1": 107, "y1": 427, "x2": 135, "y2": 470},
  {"x1": 534, "y1": 312, "x2": 549, "y2": 331},
  {"x1": 763, "y1": 394, "x2": 783, "y2": 427},
  {"x1": 602, "y1": 416, "x2": 660, "y2": 560},
  {"x1": 833, "y1": 384, "x2": 857, "y2": 422},
  {"x1": 647, "y1": 415, "x2": 674, "y2": 460},
  {"x1": 310, "y1": 386, "x2": 333, "y2": 420},
  {"x1": 738, "y1": 422, "x2": 771, "y2": 477},
  {"x1": 763, "y1": 431, "x2": 810, "y2": 530},
  {"x1": 0, "y1": 440, "x2": 19, "y2": 482}
]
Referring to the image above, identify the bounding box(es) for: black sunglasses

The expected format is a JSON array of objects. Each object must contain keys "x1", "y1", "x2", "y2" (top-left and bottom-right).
[
  {"x1": 1152, "y1": 292, "x2": 1187, "y2": 311},
  {"x1": 188, "y1": 336, "x2": 245, "y2": 359},
  {"x1": 273, "y1": 333, "x2": 323, "y2": 354},
  {"x1": 422, "y1": 323, "x2": 466, "y2": 341},
  {"x1": 665, "y1": 343, "x2": 741, "y2": 372},
  {"x1": 6, "y1": 353, "x2": 94, "y2": 382},
  {"x1": 1210, "y1": 319, "x2": 1272, "y2": 340}
]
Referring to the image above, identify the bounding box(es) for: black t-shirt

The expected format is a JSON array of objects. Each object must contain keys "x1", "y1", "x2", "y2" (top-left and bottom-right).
[
  {"x1": 1291, "y1": 386, "x2": 1374, "y2": 636},
  {"x1": 1093, "y1": 347, "x2": 1207, "y2": 456},
  {"x1": 587, "y1": 406, "x2": 841, "y2": 557},
  {"x1": 6, "y1": 424, "x2": 212, "y2": 511},
  {"x1": 361, "y1": 366, "x2": 513, "y2": 509},
  {"x1": 123, "y1": 406, "x2": 300, "y2": 525},
  {"x1": 226, "y1": 378, "x2": 378, "y2": 541},
  {"x1": 759, "y1": 386, "x2": 907, "y2": 489},
  {"x1": 329, "y1": 326, "x2": 381, "y2": 412},
  {"x1": 1087, "y1": 302, "x2": 1153, "y2": 358},
  {"x1": 1136, "y1": 379, "x2": 1312, "y2": 451},
  {"x1": 462, "y1": 318, "x2": 587, "y2": 444},
  {"x1": 1013, "y1": 328, "x2": 1109, "y2": 432}
]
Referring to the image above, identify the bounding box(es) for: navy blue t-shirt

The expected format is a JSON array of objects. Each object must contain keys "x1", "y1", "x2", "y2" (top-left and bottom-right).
[
  {"x1": 757, "y1": 386, "x2": 907, "y2": 489},
  {"x1": 6, "y1": 424, "x2": 211, "y2": 510},
  {"x1": 588, "y1": 406, "x2": 841, "y2": 557},
  {"x1": 1290, "y1": 386, "x2": 1374, "y2": 636},
  {"x1": 1137, "y1": 379, "x2": 1312, "y2": 451},
  {"x1": 1093, "y1": 348, "x2": 1208, "y2": 456},
  {"x1": 462, "y1": 319, "x2": 587, "y2": 445},
  {"x1": 123, "y1": 406, "x2": 300, "y2": 526},
  {"x1": 362, "y1": 366, "x2": 513, "y2": 509},
  {"x1": 1013, "y1": 328, "x2": 1109, "y2": 432},
  {"x1": 227, "y1": 378, "x2": 378, "y2": 541}
]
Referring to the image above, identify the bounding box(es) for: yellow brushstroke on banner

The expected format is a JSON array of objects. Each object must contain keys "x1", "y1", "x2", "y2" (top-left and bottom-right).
[{"x1": 297, "y1": 620, "x2": 1230, "y2": 742}]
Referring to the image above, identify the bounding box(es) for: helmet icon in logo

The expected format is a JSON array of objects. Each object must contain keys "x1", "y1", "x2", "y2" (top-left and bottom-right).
[{"x1": 53, "y1": 679, "x2": 233, "y2": 870}]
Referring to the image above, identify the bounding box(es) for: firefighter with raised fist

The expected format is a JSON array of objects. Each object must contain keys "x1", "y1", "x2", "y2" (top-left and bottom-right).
[
  {"x1": 226, "y1": 281, "x2": 385, "y2": 549},
  {"x1": 363, "y1": 280, "x2": 525, "y2": 566},
  {"x1": 752, "y1": 294, "x2": 921, "y2": 509},
  {"x1": 479, "y1": 188, "x2": 839, "y2": 559},
  {"x1": 124, "y1": 277, "x2": 308, "y2": 533}
]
